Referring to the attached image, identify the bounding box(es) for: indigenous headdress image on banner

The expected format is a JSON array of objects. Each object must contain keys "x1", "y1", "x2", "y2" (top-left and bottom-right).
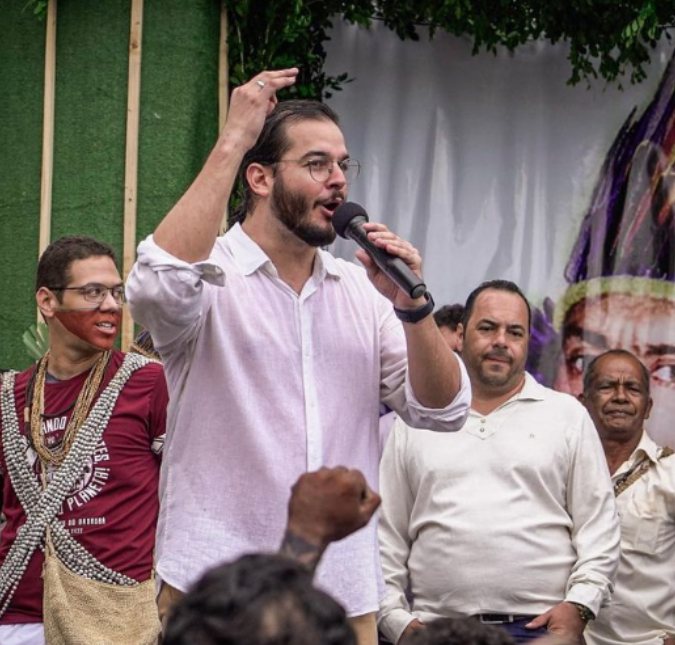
[
  {"x1": 532, "y1": 52, "x2": 675, "y2": 446},
  {"x1": 325, "y1": 24, "x2": 675, "y2": 446}
]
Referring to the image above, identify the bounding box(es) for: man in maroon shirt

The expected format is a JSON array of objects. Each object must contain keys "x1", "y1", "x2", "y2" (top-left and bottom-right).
[{"x1": 0, "y1": 236, "x2": 168, "y2": 645}]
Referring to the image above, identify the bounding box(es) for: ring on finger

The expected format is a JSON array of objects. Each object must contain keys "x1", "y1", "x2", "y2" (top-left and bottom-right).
[{"x1": 256, "y1": 79, "x2": 266, "y2": 90}]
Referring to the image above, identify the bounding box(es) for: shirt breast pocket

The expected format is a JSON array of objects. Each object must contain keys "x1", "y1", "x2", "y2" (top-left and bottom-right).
[{"x1": 620, "y1": 495, "x2": 666, "y2": 555}]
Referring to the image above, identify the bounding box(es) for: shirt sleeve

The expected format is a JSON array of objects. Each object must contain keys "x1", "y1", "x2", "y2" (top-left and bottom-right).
[
  {"x1": 146, "y1": 364, "x2": 169, "y2": 456},
  {"x1": 379, "y1": 302, "x2": 470, "y2": 432},
  {"x1": 126, "y1": 235, "x2": 224, "y2": 355},
  {"x1": 564, "y1": 407, "x2": 621, "y2": 616},
  {"x1": 377, "y1": 419, "x2": 418, "y2": 643}
]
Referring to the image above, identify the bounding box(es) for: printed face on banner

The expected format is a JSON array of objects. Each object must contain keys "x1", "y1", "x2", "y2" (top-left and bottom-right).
[{"x1": 554, "y1": 293, "x2": 675, "y2": 446}]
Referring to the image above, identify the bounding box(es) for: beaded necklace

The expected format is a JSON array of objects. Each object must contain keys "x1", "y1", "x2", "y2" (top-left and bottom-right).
[
  {"x1": 0, "y1": 353, "x2": 150, "y2": 618},
  {"x1": 26, "y1": 351, "x2": 111, "y2": 466}
]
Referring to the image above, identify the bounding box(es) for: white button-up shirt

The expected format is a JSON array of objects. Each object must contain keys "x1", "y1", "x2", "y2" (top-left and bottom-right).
[
  {"x1": 126, "y1": 225, "x2": 470, "y2": 615},
  {"x1": 586, "y1": 432, "x2": 675, "y2": 645},
  {"x1": 378, "y1": 374, "x2": 620, "y2": 643}
]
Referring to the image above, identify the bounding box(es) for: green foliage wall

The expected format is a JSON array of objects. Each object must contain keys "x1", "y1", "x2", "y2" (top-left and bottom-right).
[
  {"x1": 1, "y1": 0, "x2": 45, "y2": 371},
  {"x1": 0, "y1": 0, "x2": 220, "y2": 370}
]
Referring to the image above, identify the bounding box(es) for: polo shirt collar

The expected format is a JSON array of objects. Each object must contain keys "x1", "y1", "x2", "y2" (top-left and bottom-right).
[
  {"x1": 511, "y1": 372, "x2": 547, "y2": 402},
  {"x1": 469, "y1": 372, "x2": 546, "y2": 419}
]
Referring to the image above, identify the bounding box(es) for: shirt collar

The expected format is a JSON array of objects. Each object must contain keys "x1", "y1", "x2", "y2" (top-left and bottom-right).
[
  {"x1": 226, "y1": 223, "x2": 274, "y2": 276},
  {"x1": 469, "y1": 372, "x2": 545, "y2": 418},
  {"x1": 515, "y1": 372, "x2": 548, "y2": 402},
  {"x1": 226, "y1": 223, "x2": 342, "y2": 281},
  {"x1": 628, "y1": 430, "x2": 660, "y2": 465},
  {"x1": 316, "y1": 248, "x2": 342, "y2": 279}
]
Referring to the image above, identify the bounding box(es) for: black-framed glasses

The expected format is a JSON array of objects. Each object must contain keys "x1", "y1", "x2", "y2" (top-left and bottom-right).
[
  {"x1": 275, "y1": 156, "x2": 361, "y2": 183},
  {"x1": 47, "y1": 283, "x2": 126, "y2": 304}
]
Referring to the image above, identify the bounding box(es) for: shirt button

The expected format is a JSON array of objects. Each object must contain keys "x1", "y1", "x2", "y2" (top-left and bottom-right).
[{"x1": 480, "y1": 427, "x2": 485, "y2": 433}]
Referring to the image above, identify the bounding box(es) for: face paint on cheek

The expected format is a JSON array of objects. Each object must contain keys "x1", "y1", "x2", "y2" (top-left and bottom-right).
[{"x1": 53, "y1": 309, "x2": 121, "y2": 350}]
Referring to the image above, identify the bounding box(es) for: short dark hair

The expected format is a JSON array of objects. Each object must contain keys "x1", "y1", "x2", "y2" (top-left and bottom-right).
[
  {"x1": 583, "y1": 349, "x2": 651, "y2": 395},
  {"x1": 433, "y1": 304, "x2": 465, "y2": 331},
  {"x1": 230, "y1": 100, "x2": 340, "y2": 225},
  {"x1": 410, "y1": 617, "x2": 515, "y2": 645},
  {"x1": 462, "y1": 280, "x2": 531, "y2": 330},
  {"x1": 163, "y1": 554, "x2": 355, "y2": 645},
  {"x1": 35, "y1": 236, "x2": 117, "y2": 297}
]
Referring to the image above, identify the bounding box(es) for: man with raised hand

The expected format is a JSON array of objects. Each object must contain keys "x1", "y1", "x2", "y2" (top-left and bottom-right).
[
  {"x1": 164, "y1": 466, "x2": 381, "y2": 645},
  {"x1": 126, "y1": 69, "x2": 470, "y2": 645},
  {"x1": 378, "y1": 280, "x2": 620, "y2": 645},
  {"x1": 580, "y1": 350, "x2": 675, "y2": 645},
  {"x1": 0, "y1": 236, "x2": 167, "y2": 645}
]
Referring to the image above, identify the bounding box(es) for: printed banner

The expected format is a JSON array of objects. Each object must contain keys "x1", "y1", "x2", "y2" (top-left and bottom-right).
[{"x1": 326, "y1": 22, "x2": 675, "y2": 445}]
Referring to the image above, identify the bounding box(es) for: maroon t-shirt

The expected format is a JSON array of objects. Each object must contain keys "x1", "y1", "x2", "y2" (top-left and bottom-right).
[{"x1": 0, "y1": 351, "x2": 168, "y2": 624}]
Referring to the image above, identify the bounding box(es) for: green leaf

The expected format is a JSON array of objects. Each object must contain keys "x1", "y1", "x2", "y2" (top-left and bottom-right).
[{"x1": 22, "y1": 322, "x2": 49, "y2": 361}]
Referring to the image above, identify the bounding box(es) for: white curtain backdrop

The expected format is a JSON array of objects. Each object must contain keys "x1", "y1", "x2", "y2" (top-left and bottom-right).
[{"x1": 324, "y1": 20, "x2": 671, "y2": 306}]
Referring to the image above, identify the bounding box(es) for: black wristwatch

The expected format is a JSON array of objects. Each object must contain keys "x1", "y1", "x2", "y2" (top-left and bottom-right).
[
  {"x1": 569, "y1": 602, "x2": 595, "y2": 623},
  {"x1": 394, "y1": 293, "x2": 434, "y2": 324}
]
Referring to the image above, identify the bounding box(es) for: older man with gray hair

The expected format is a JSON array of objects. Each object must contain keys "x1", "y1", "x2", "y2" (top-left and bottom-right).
[{"x1": 580, "y1": 349, "x2": 675, "y2": 645}]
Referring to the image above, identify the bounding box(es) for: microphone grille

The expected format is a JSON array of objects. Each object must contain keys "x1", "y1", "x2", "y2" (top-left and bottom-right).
[{"x1": 332, "y1": 202, "x2": 368, "y2": 238}]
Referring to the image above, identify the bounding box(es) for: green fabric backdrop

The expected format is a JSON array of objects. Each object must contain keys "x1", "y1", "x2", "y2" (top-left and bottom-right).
[{"x1": 0, "y1": 0, "x2": 220, "y2": 370}]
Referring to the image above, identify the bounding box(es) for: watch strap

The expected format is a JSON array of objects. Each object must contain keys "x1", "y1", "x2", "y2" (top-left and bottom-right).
[
  {"x1": 569, "y1": 602, "x2": 595, "y2": 623},
  {"x1": 394, "y1": 293, "x2": 434, "y2": 324}
]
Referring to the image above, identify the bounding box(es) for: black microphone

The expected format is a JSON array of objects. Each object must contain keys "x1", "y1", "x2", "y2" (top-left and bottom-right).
[{"x1": 332, "y1": 202, "x2": 427, "y2": 300}]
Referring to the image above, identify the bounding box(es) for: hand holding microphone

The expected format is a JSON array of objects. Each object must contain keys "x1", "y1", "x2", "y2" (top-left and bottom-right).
[
  {"x1": 332, "y1": 202, "x2": 427, "y2": 299},
  {"x1": 332, "y1": 202, "x2": 434, "y2": 323}
]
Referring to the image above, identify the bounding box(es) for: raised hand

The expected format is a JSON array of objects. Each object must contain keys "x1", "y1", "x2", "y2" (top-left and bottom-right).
[
  {"x1": 221, "y1": 68, "x2": 299, "y2": 153},
  {"x1": 355, "y1": 222, "x2": 425, "y2": 310},
  {"x1": 280, "y1": 467, "x2": 381, "y2": 572}
]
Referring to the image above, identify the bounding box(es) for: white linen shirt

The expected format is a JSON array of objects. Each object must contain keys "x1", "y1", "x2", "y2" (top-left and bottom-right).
[
  {"x1": 126, "y1": 225, "x2": 470, "y2": 615},
  {"x1": 377, "y1": 374, "x2": 620, "y2": 643},
  {"x1": 586, "y1": 432, "x2": 675, "y2": 645}
]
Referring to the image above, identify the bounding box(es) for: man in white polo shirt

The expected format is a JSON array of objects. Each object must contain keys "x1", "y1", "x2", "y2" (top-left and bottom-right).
[{"x1": 378, "y1": 280, "x2": 620, "y2": 644}]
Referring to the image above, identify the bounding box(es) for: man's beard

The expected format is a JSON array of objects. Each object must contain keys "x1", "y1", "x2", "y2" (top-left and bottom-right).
[
  {"x1": 473, "y1": 350, "x2": 519, "y2": 389},
  {"x1": 477, "y1": 367, "x2": 514, "y2": 388},
  {"x1": 271, "y1": 174, "x2": 338, "y2": 248}
]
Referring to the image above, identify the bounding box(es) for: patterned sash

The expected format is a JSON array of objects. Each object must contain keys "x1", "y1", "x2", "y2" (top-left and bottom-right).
[
  {"x1": 0, "y1": 353, "x2": 151, "y2": 616},
  {"x1": 614, "y1": 445, "x2": 674, "y2": 497}
]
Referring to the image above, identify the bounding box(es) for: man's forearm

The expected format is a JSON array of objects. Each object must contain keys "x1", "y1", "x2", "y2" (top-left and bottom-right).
[
  {"x1": 279, "y1": 467, "x2": 381, "y2": 574},
  {"x1": 403, "y1": 314, "x2": 463, "y2": 408},
  {"x1": 278, "y1": 528, "x2": 326, "y2": 574},
  {"x1": 152, "y1": 68, "x2": 299, "y2": 262},
  {"x1": 153, "y1": 136, "x2": 244, "y2": 262}
]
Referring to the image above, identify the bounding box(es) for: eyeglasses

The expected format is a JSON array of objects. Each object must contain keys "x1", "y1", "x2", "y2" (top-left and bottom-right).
[
  {"x1": 275, "y1": 156, "x2": 361, "y2": 183},
  {"x1": 48, "y1": 283, "x2": 126, "y2": 304}
]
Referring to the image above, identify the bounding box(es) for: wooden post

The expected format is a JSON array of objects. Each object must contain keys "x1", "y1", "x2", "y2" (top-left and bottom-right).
[
  {"x1": 219, "y1": 1, "x2": 230, "y2": 232},
  {"x1": 121, "y1": 0, "x2": 144, "y2": 351},
  {"x1": 38, "y1": 0, "x2": 57, "y2": 322}
]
